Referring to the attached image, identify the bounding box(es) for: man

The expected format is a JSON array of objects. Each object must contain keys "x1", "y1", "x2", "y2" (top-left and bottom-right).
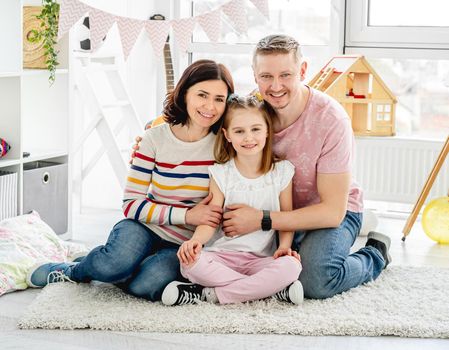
[{"x1": 221, "y1": 34, "x2": 391, "y2": 299}]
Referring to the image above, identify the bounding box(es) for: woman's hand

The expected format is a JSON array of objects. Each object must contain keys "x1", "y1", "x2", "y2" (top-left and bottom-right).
[
  {"x1": 185, "y1": 193, "x2": 223, "y2": 227},
  {"x1": 177, "y1": 239, "x2": 202, "y2": 265},
  {"x1": 273, "y1": 247, "x2": 301, "y2": 261},
  {"x1": 129, "y1": 136, "x2": 142, "y2": 164}
]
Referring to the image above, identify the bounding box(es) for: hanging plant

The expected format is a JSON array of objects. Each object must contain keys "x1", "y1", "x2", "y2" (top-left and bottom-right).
[{"x1": 27, "y1": 0, "x2": 60, "y2": 85}]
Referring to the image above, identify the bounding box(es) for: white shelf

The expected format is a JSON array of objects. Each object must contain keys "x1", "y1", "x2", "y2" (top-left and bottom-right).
[
  {"x1": 0, "y1": 0, "x2": 71, "y2": 237},
  {"x1": 0, "y1": 158, "x2": 21, "y2": 168},
  {"x1": 22, "y1": 150, "x2": 68, "y2": 163},
  {"x1": 22, "y1": 68, "x2": 69, "y2": 76},
  {"x1": 0, "y1": 72, "x2": 22, "y2": 78}
]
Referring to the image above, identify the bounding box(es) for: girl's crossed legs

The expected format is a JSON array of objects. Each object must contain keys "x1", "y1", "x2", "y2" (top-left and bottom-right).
[{"x1": 181, "y1": 250, "x2": 301, "y2": 304}]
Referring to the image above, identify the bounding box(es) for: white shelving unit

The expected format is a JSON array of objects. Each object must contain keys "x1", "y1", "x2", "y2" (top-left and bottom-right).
[{"x1": 0, "y1": 0, "x2": 72, "y2": 239}]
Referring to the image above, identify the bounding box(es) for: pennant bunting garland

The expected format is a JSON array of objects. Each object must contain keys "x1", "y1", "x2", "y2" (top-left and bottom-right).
[
  {"x1": 57, "y1": 0, "x2": 270, "y2": 59},
  {"x1": 57, "y1": 0, "x2": 89, "y2": 40},
  {"x1": 172, "y1": 17, "x2": 197, "y2": 54},
  {"x1": 116, "y1": 16, "x2": 144, "y2": 59},
  {"x1": 249, "y1": 0, "x2": 270, "y2": 20},
  {"x1": 221, "y1": 0, "x2": 248, "y2": 35},
  {"x1": 198, "y1": 9, "x2": 222, "y2": 43},
  {"x1": 144, "y1": 20, "x2": 171, "y2": 58},
  {"x1": 89, "y1": 8, "x2": 116, "y2": 52}
]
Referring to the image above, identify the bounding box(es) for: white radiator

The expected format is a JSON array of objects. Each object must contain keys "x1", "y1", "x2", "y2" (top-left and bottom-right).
[
  {"x1": 354, "y1": 137, "x2": 449, "y2": 204},
  {"x1": 0, "y1": 171, "x2": 18, "y2": 221}
]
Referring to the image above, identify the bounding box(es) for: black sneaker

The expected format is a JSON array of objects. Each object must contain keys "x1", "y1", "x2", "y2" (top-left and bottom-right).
[
  {"x1": 366, "y1": 231, "x2": 392, "y2": 268},
  {"x1": 161, "y1": 281, "x2": 205, "y2": 306},
  {"x1": 273, "y1": 280, "x2": 304, "y2": 305}
]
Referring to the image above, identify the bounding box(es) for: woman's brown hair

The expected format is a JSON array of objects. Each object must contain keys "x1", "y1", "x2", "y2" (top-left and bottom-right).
[
  {"x1": 214, "y1": 94, "x2": 278, "y2": 174},
  {"x1": 163, "y1": 59, "x2": 235, "y2": 134}
]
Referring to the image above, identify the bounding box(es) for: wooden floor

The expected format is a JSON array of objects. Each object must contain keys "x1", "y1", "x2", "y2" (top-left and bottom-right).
[{"x1": 1, "y1": 208, "x2": 449, "y2": 350}]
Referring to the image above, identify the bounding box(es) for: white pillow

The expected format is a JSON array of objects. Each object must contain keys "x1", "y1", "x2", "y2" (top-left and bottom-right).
[{"x1": 0, "y1": 211, "x2": 86, "y2": 296}]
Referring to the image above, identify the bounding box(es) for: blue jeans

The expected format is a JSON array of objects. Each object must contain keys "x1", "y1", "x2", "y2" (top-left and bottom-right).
[
  {"x1": 70, "y1": 219, "x2": 183, "y2": 301},
  {"x1": 292, "y1": 211, "x2": 385, "y2": 299}
]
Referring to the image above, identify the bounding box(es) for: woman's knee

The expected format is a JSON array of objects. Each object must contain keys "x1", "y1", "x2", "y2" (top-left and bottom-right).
[{"x1": 126, "y1": 249, "x2": 181, "y2": 301}]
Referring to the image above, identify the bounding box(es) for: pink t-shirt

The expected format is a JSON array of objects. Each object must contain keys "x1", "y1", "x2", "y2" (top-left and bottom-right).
[{"x1": 272, "y1": 88, "x2": 363, "y2": 213}]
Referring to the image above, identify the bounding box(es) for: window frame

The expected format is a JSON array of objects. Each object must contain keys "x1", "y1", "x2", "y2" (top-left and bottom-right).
[{"x1": 345, "y1": 0, "x2": 449, "y2": 55}]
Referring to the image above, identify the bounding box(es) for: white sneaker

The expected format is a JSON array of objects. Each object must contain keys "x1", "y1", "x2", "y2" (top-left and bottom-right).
[{"x1": 273, "y1": 280, "x2": 304, "y2": 305}]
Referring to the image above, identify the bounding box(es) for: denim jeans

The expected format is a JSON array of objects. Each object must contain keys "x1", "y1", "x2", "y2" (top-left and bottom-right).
[
  {"x1": 292, "y1": 211, "x2": 385, "y2": 299},
  {"x1": 70, "y1": 219, "x2": 183, "y2": 301}
]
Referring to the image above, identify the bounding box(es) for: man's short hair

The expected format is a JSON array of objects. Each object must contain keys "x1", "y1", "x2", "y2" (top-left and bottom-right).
[{"x1": 253, "y1": 34, "x2": 302, "y2": 66}]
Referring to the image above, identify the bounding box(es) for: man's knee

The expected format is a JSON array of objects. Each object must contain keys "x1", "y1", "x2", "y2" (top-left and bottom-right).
[{"x1": 299, "y1": 268, "x2": 339, "y2": 299}]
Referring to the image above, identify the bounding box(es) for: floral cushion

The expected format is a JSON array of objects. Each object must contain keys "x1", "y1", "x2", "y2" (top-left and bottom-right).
[{"x1": 0, "y1": 211, "x2": 86, "y2": 296}]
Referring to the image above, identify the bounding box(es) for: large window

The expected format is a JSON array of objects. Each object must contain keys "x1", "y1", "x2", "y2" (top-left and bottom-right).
[{"x1": 187, "y1": 0, "x2": 338, "y2": 94}]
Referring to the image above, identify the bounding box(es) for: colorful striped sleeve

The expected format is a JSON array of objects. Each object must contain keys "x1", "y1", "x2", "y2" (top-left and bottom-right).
[{"x1": 122, "y1": 130, "x2": 187, "y2": 225}]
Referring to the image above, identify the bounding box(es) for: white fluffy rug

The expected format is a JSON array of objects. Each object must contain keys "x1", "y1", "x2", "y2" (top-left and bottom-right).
[{"x1": 18, "y1": 266, "x2": 449, "y2": 338}]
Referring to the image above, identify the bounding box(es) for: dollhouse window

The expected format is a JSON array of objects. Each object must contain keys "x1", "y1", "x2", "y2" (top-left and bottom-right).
[{"x1": 376, "y1": 104, "x2": 391, "y2": 121}]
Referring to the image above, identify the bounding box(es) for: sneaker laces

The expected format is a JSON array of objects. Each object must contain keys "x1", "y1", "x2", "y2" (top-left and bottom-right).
[
  {"x1": 177, "y1": 290, "x2": 202, "y2": 305},
  {"x1": 47, "y1": 270, "x2": 76, "y2": 285},
  {"x1": 274, "y1": 287, "x2": 291, "y2": 303}
]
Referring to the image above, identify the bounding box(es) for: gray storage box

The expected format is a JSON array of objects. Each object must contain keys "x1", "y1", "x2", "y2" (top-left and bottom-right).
[{"x1": 23, "y1": 161, "x2": 68, "y2": 234}]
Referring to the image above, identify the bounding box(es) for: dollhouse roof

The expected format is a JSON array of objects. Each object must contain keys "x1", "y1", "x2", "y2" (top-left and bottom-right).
[{"x1": 310, "y1": 55, "x2": 397, "y2": 102}]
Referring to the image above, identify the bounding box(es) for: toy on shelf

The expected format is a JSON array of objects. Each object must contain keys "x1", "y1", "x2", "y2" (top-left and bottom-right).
[
  {"x1": 0, "y1": 138, "x2": 11, "y2": 158},
  {"x1": 422, "y1": 195, "x2": 449, "y2": 244},
  {"x1": 308, "y1": 55, "x2": 397, "y2": 136}
]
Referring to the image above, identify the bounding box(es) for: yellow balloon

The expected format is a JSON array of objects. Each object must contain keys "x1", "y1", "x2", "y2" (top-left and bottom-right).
[{"x1": 422, "y1": 197, "x2": 449, "y2": 244}]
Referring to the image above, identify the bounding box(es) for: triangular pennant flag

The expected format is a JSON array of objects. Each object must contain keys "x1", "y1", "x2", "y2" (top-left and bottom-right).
[
  {"x1": 249, "y1": 0, "x2": 270, "y2": 20},
  {"x1": 116, "y1": 16, "x2": 144, "y2": 60},
  {"x1": 197, "y1": 9, "x2": 221, "y2": 43},
  {"x1": 172, "y1": 17, "x2": 196, "y2": 54},
  {"x1": 57, "y1": 0, "x2": 89, "y2": 40},
  {"x1": 144, "y1": 20, "x2": 170, "y2": 57},
  {"x1": 89, "y1": 7, "x2": 116, "y2": 52},
  {"x1": 221, "y1": 0, "x2": 248, "y2": 34}
]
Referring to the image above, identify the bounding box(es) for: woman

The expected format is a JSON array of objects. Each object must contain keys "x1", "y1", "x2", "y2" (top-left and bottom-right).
[{"x1": 26, "y1": 60, "x2": 235, "y2": 302}]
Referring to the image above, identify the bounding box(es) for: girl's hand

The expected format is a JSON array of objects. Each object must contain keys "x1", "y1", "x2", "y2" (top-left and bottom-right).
[
  {"x1": 185, "y1": 193, "x2": 223, "y2": 227},
  {"x1": 129, "y1": 136, "x2": 142, "y2": 164},
  {"x1": 177, "y1": 239, "x2": 203, "y2": 265},
  {"x1": 273, "y1": 247, "x2": 301, "y2": 261}
]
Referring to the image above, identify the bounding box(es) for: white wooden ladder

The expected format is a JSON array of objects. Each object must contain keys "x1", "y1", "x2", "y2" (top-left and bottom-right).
[{"x1": 72, "y1": 54, "x2": 143, "y2": 192}]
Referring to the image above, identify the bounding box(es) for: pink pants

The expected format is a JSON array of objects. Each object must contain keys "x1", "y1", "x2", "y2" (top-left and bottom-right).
[{"x1": 181, "y1": 250, "x2": 302, "y2": 304}]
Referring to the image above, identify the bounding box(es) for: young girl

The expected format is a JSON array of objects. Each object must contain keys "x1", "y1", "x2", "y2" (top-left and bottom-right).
[
  {"x1": 161, "y1": 94, "x2": 303, "y2": 306},
  {"x1": 26, "y1": 60, "x2": 235, "y2": 302}
]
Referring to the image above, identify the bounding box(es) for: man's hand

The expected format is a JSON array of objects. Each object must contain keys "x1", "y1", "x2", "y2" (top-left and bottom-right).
[
  {"x1": 177, "y1": 239, "x2": 202, "y2": 265},
  {"x1": 185, "y1": 193, "x2": 223, "y2": 227},
  {"x1": 129, "y1": 136, "x2": 142, "y2": 164},
  {"x1": 273, "y1": 247, "x2": 300, "y2": 261},
  {"x1": 222, "y1": 204, "x2": 262, "y2": 237}
]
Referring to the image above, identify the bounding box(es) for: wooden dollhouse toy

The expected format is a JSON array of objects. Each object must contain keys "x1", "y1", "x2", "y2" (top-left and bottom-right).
[{"x1": 308, "y1": 55, "x2": 397, "y2": 136}]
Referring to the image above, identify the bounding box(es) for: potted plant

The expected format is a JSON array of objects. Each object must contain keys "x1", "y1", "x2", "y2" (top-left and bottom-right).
[{"x1": 27, "y1": 0, "x2": 60, "y2": 84}]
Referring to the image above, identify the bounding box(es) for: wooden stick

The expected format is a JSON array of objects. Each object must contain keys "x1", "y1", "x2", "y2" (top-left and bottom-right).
[{"x1": 402, "y1": 136, "x2": 449, "y2": 241}]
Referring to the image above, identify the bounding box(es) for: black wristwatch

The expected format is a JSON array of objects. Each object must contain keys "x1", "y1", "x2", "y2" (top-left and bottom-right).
[{"x1": 261, "y1": 210, "x2": 272, "y2": 231}]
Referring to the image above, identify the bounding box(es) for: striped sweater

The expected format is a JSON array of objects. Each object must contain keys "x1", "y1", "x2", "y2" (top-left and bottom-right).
[{"x1": 123, "y1": 123, "x2": 216, "y2": 245}]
